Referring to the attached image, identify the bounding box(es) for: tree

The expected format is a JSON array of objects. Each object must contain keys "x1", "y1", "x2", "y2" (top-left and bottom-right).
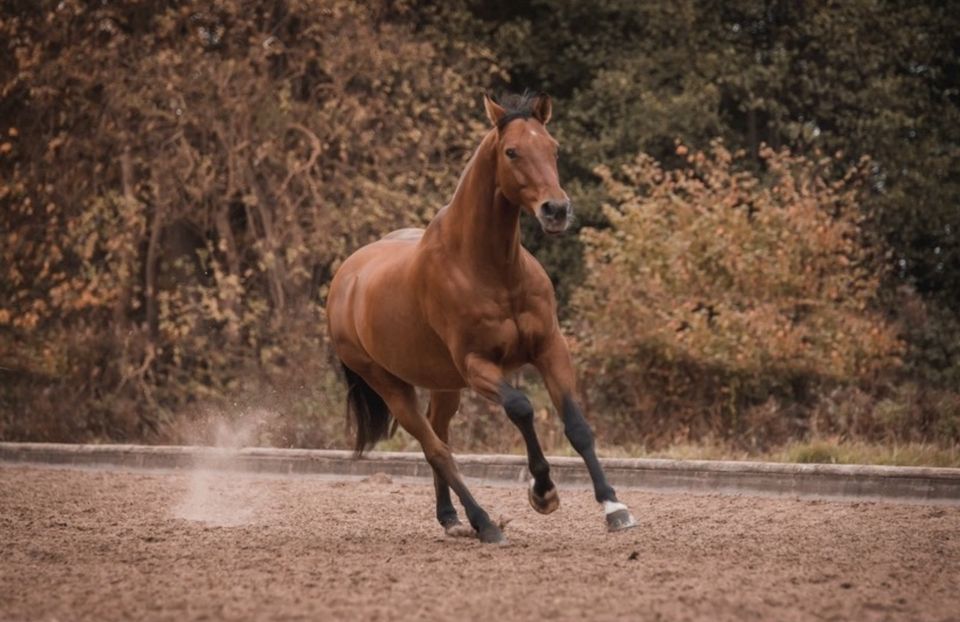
[
  {"x1": 433, "y1": 0, "x2": 960, "y2": 314},
  {"x1": 0, "y1": 0, "x2": 496, "y2": 441}
]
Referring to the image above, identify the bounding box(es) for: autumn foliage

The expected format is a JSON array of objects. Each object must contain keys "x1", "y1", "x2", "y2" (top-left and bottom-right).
[
  {"x1": 0, "y1": 0, "x2": 496, "y2": 442},
  {"x1": 1, "y1": 1, "x2": 957, "y2": 454},
  {"x1": 573, "y1": 144, "x2": 904, "y2": 447}
]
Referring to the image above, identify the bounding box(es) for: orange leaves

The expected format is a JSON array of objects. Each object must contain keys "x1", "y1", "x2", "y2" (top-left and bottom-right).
[
  {"x1": 0, "y1": 0, "x2": 503, "y2": 437},
  {"x1": 574, "y1": 141, "x2": 902, "y2": 385}
]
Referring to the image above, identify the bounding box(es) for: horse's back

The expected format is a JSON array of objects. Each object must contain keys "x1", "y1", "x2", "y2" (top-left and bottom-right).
[
  {"x1": 382, "y1": 227, "x2": 425, "y2": 242},
  {"x1": 330, "y1": 229, "x2": 424, "y2": 295}
]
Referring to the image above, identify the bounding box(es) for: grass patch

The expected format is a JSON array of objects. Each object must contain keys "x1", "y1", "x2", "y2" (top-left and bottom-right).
[{"x1": 773, "y1": 440, "x2": 960, "y2": 468}]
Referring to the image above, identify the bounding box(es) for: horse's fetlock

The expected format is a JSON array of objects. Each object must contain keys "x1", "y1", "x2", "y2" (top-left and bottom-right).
[
  {"x1": 465, "y1": 507, "x2": 491, "y2": 532},
  {"x1": 437, "y1": 505, "x2": 459, "y2": 527},
  {"x1": 529, "y1": 460, "x2": 551, "y2": 483}
]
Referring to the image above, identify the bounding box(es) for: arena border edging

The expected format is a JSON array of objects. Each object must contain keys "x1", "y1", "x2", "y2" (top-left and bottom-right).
[{"x1": 1, "y1": 442, "x2": 958, "y2": 505}]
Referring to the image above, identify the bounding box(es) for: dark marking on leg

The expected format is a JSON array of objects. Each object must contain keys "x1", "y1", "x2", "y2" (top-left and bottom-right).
[
  {"x1": 433, "y1": 470, "x2": 474, "y2": 537},
  {"x1": 561, "y1": 394, "x2": 616, "y2": 504},
  {"x1": 425, "y1": 450, "x2": 504, "y2": 544},
  {"x1": 433, "y1": 468, "x2": 460, "y2": 528},
  {"x1": 500, "y1": 382, "x2": 558, "y2": 514},
  {"x1": 427, "y1": 390, "x2": 472, "y2": 534},
  {"x1": 561, "y1": 394, "x2": 637, "y2": 531}
]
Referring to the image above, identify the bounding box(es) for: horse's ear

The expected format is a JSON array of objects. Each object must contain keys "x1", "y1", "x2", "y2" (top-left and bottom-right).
[
  {"x1": 532, "y1": 93, "x2": 552, "y2": 125},
  {"x1": 484, "y1": 94, "x2": 506, "y2": 127}
]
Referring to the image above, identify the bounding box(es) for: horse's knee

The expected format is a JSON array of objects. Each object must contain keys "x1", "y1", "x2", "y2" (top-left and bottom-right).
[
  {"x1": 501, "y1": 384, "x2": 534, "y2": 427},
  {"x1": 561, "y1": 395, "x2": 595, "y2": 454}
]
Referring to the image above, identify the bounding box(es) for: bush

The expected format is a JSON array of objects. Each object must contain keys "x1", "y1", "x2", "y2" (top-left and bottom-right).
[{"x1": 572, "y1": 141, "x2": 903, "y2": 448}]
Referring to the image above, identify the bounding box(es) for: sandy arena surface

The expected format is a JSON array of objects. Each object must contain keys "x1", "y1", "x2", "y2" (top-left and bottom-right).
[{"x1": 1, "y1": 465, "x2": 958, "y2": 621}]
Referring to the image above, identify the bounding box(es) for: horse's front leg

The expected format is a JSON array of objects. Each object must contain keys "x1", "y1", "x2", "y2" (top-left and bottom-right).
[
  {"x1": 464, "y1": 355, "x2": 559, "y2": 514},
  {"x1": 534, "y1": 336, "x2": 637, "y2": 532}
]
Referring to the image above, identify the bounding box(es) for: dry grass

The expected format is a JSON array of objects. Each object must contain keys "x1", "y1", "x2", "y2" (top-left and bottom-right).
[{"x1": 594, "y1": 440, "x2": 960, "y2": 468}]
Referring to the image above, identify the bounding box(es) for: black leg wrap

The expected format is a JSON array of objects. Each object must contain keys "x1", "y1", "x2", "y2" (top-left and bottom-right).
[
  {"x1": 500, "y1": 382, "x2": 555, "y2": 492},
  {"x1": 561, "y1": 394, "x2": 617, "y2": 503},
  {"x1": 500, "y1": 382, "x2": 558, "y2": 512},
  {"x1": 562, "y1": 405, "x2": 596, "y2": 454},
  {"x1": 501, "y1": 385, "x2": 534, "y2": 426}
]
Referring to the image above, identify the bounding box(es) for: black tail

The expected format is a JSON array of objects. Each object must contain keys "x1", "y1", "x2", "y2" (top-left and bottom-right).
[{"x1": 341, "y1": 363, "x2": 393, "y2": 456}]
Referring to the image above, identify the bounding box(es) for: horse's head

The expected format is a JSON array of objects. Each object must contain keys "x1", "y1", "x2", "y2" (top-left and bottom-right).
[{"x1": 484, "y1": 93, "x2": 571, "y2": 235}]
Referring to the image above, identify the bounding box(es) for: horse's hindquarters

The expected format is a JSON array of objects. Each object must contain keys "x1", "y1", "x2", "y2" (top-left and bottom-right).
[{"x1": 327, "y1": 238, "x2": 464, "y2": 391}]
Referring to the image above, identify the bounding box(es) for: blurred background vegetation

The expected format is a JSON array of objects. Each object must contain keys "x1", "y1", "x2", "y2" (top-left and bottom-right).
[{"x1": 1, "y1": 0, "x2": 958, "y2": 464}]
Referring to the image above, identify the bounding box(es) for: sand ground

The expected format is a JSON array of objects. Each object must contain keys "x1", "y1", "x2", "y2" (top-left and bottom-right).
[{"x1": 1, "y1": 465, "x2": 958, "y2": 621}]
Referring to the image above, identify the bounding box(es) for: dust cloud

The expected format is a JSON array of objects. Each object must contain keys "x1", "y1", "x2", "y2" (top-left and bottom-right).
[{"x1": 172, "y1": 409, "x2": 277, "y2": 527}]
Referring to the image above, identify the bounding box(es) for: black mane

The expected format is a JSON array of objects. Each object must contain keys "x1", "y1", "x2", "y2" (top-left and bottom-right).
[{"x1": 495, "y1": 91, "x2": 542, "y2": 130}]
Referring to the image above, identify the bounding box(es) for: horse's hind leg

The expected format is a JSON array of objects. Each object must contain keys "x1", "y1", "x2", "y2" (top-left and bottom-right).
[
  {"x1": 359, "y1": 367, "x2": 505, "y2": 544},
  {"x1": 427, "y1": 390, "x2": 472, "y2": 536}
]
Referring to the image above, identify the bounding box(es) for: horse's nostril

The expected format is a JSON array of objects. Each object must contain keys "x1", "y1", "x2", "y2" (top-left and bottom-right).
[{"x1": 541, "y1": 201, "x2": 567, "y2": 220}]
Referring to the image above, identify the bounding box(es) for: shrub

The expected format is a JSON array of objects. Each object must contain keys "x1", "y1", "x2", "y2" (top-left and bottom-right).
[{"x1": 573, "y1": 141, "x2": 903, "y2": 447}]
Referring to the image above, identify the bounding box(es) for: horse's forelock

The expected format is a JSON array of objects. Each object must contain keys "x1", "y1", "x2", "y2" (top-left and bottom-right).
[{"x1": 495, "y1": 90, "x2": 542, "y2": 130}]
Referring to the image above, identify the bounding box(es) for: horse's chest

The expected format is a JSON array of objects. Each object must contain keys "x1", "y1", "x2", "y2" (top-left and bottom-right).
[{"x1": 476, "y1": 311, "x2": 540, "y2": 365}]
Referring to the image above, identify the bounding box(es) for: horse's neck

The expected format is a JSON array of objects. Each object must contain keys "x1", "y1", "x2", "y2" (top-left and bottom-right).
[{"x1": 440, "y1": 131, "x2": 523, "y2": 278}]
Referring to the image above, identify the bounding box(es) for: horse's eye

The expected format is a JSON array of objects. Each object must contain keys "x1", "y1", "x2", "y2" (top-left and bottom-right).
[{"x1": 505, "y1": 148, "x2": 518, "y2": 160}]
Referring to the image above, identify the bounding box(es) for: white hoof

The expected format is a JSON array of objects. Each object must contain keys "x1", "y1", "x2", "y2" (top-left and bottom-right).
[{"x1": 603, "y1": 500, "x2": 637, "y2": 532}]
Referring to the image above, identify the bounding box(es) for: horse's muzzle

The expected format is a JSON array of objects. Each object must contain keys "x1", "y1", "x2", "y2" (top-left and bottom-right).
[{"x1": 539, "y1": 199, "x2": 571, "y2": 235}]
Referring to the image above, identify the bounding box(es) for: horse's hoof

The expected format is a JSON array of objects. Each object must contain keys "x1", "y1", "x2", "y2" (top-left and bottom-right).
[
  {"x1": 477, "y1": 523, "x2": 507, "y2": 545},
  {"x1": 443, "y1": 521, "x2": 476, "y2": 538},
  {"x1": 528, "y1": 479, "x2": 560, "y2": 515},
  {"x1": 604, "y1": 501, "x2": 637, "y2": 532}
]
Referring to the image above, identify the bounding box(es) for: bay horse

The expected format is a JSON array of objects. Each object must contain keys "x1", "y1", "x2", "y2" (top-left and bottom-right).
[{"x1": 326, "y1": 93, "x2": 636, "y2": 544}]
